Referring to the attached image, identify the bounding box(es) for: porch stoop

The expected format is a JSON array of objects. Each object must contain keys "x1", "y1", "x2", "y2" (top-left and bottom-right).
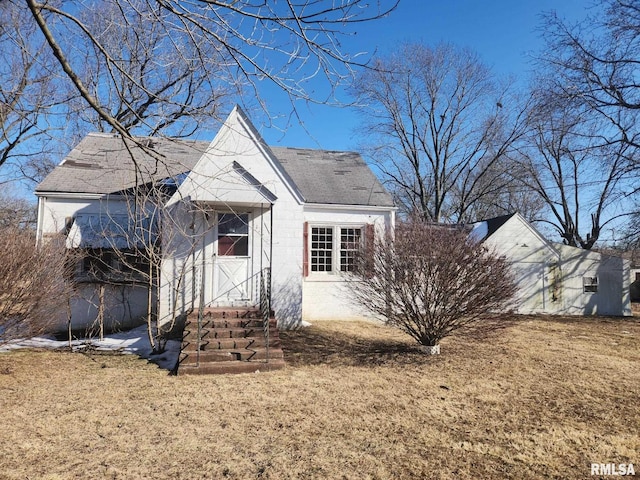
[{"x1": 177, "y1": 307, "x2": 285, "y2": 375}]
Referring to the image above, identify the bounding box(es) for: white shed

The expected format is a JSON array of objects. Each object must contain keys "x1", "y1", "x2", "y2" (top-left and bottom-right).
[{"x1": 472, "y1": 212, "x2": 631, "y2": 316}]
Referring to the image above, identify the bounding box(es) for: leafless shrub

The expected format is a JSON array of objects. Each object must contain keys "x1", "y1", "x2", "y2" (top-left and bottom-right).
[
  {"x1": 350, "y1": 221, "x2": 517, "y2": 351},
  {"x1": 0, "y1": 226, "x2": 76, "y2": 343}
]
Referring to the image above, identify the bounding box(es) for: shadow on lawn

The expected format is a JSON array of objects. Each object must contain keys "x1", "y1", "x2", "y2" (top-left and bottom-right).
[
  {"x1": 279, "y1": 326, "x2": 436, "y2": 368},
  {"x1": 279, "y1": 316, "x2": 521, "y2": 368}
]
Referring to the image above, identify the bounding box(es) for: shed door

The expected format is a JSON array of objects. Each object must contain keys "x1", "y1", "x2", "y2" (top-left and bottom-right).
[{"x1": 213, "y1": 213, "x2": 251, "y2": 304}]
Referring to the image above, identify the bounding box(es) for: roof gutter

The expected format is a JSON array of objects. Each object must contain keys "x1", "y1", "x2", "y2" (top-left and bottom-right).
[
  {"x1": 34, "y1": 191, "x2": 124, "y2": 200},
  {"x1": 304, "y1": 202, "x2": 397, "y2": 212}
]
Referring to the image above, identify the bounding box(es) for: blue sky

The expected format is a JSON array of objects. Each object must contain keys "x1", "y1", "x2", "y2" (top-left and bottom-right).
[
  {"x1": 12, "y1": 1, "x2": 591, "y2": 201},
  {"x1": 250, "y1": 0, "x2": 590, "y2": 152}
]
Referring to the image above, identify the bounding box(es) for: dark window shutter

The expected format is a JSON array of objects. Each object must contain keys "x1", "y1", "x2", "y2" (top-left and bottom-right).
[
  {"x1": 303, "y1": 221, "x2": 309, "y2": 277},
  {"x1": 364, "y1": 223, "x2": 375, "y2": 277}
]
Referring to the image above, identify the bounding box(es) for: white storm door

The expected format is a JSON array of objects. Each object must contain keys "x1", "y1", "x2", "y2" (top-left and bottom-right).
[{"x1": 213, "y1": 213, "x2": 251, "y2": 303}]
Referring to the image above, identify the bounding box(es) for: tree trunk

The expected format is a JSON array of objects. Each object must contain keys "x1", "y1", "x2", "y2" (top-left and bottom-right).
[{"x1": 98, "y1": 283, "x2": 104, "y2": 341}]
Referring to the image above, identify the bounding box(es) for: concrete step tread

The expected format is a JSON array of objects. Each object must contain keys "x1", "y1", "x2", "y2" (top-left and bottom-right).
[
  {"x1": 185, "y1": 318, "x2": 276, "y2": 328},
  {"x1": 188, "y1": 327, "x2": 259, "y2": 339},
  {"x1": 182, "y1": 338, "x2": 281, "y2": 351},
  {"x1": 187, "y1": 308, "x2": 275, "y2": 320},
  {"x1": 181, "y1": 347, "x2": 284, "y2": 363}
]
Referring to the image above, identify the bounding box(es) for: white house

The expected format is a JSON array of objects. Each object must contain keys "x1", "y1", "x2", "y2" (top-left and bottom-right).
[
  {"x1": 35, "y1": 106, "x2": 396, "y2": 333},
  {"x1": 471, "y1": 212, "x2": 632, "y2": 316}
]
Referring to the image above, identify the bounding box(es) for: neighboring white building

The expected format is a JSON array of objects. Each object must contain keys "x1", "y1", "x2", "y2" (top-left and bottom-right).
[
  {"x1": 471, "y1": 212, "x2": 632, "y2": 316},
  {"x1": 35, "y1": 106, "x2": 396, "y2": 332}
]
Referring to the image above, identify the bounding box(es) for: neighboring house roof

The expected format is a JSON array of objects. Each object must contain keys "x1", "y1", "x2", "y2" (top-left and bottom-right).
[
  {"x1": 469, "y1": 212, "x2": 517, "y2": 242},
  {"x1": 36, "y1": 134, "x2": 394, "y2": 208}
]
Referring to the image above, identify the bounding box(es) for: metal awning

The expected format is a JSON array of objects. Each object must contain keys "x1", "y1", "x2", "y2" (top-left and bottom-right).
[{"x1": 66, "y1": 213, "x2": 156, "y2": 249}]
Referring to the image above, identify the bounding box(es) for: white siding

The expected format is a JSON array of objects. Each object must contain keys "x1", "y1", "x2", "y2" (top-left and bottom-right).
[
  {"x1": 482, "y1": 215, "x2": 562, "y2": 314},
  {"x1": 36, "y1": 195, "x2": 150, "y2": 331},
  {"x1": 555, "y1": 244, "x2": 631, "y2": 316},
  {"x1": 302, "y1": 205, "x2": 394, "y2": 322},
  {"x1": 484, "y1": 213, "x2": 631, "y2": 316},
  {"x1": 38, "y1": 196, "x2": 131, "y2": 239},
  {"x1": 160, "y1": 108, "x2": 305, "y2": 328}
]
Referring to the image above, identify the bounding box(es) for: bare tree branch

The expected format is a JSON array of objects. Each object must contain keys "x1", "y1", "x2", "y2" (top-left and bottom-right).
[{"x1": 352, "y1": 43, "x2": 531, "y2": 223}]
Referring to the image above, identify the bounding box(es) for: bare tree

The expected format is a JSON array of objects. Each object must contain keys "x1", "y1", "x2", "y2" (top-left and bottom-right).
[
  {"x1": 111, "y1": 181, "x2": 197, "y2": 353},
  {"x1": 349, "y1": 222, "x2": 517, "y2": 353},
  {"x1": 14, "y1": 0, "x2": 397, "y2": 150},
  {"x1": 0, "y1": 2, "x2": 61, "y2": 171},
  {"x1": 515, "y1": 91, "x2": 634, "y2": 249},
  {"x1": 540, "y1": 0, "x2": 640, "y2": 157},
  {"x1": 0, "y1": 193, "x2": 36, "y2": 229},
  {"x1": 73, "y1": 189, "x2": 165, "y2": 349},
  {"x1": 448, "y1": 154, "x2": 545, "y2": 223},
  {"x1": 62, "y1": 1, "x2": 235, "y2": 138},
  {"x1": 0, "y1": 226, "x2": 76, "y2": 344},
  {"x1": 539, "y1": 0, "x2": 640, "y2": 246},
  {"x1": 620, "y1": 203, "x2": 640, "y2": 249},
  {"x1": 352, "y1": 43, "x2": 530, "y2": 223}
]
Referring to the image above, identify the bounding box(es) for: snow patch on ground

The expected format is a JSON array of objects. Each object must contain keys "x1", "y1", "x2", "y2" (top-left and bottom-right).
[{"x1": 0, "y1": 324, "x2": 181, "y2": 372}]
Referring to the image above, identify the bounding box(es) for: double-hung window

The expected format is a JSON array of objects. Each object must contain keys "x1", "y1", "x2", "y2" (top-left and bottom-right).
[
  {"x1": 309, "y1": 225, "x2": 363, "y2": 274},
  {"x1": 339, "y1": 227, "x2": 362, "y2": 272}
]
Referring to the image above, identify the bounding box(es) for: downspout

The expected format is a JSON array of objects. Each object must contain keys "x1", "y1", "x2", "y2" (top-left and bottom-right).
[
  {"x1": 191, "y1": 207, "x2": 196, "y2": 310},
  {"x1": 36, "y1": 196, "x2": 45, "y2": 247}
]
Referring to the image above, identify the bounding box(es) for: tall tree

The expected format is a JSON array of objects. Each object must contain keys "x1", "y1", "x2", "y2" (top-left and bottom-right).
[
  {"x1": 352, "y1": 42, "x2": 530, "y2": 223},
  {"x1": 0, "y1": 193, "x2": 36, "y2": 229},
  {"x1": 541, "y1": 0, "x2": 640, "y2": 156},
  {"x1": 535, "y1": 0, "x2": 640, "y2": 247},
  {"x1": 516, "y1": 92, "x2": 633, "y2": 249},
  {"x1": 0, "y1": 0, "x2": 397, "y2": 186},
  {"x1": 14, "y1": 0, "x2": 397, "y2": 149},
  {"x1": 63, "y1": 1, "x2": 236, "y2": 138},
  {"x1": 0, "y1": 2, "x2": 60, "y2": 172}
]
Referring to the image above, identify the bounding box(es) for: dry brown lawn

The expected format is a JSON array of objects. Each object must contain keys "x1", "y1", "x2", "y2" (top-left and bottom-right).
[{"x1": 0, "y1": 316, "x2": 638, "y2": 479}]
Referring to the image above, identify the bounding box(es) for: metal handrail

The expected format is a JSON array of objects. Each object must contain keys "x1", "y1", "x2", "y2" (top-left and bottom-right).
[
  {"x1": 259, "y1": 268, "x2": 271, "y2": 364},
  {"x1": 196, "y1": 260, "x2": 206, "y2": 367}
]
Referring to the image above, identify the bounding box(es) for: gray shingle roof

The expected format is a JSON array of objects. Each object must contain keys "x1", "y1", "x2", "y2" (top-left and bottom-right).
[
  {"x1": 36, "y1": 134, "x2": 208, "y2": 195},
  {"x1": 270, "y1": 147, "x2": 393, "y2": 207},
  {"x1": 37, "y1": 133, "x2": 394, "y2": 207}
]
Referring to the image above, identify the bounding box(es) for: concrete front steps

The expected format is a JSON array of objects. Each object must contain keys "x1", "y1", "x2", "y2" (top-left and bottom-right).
[{"x1": 178, "y1": 307, "x2": 285, "y2": 375}]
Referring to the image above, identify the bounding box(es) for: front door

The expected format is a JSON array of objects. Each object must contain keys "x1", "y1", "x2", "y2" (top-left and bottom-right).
[{"x1": 212, "y1": 212, "x2": 251, "y2": 304}]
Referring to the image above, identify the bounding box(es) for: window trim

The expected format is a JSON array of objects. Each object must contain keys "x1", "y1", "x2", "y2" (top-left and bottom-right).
[
  {"x1": 306, "y1": 223, "x2": 366, "y2": 277},
  {"x1": 583, "y1": 276, "x2": 598, "y2": 293},
  {"x1": 216, "y1": 212, "x2": 250, "y2": 257}
]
